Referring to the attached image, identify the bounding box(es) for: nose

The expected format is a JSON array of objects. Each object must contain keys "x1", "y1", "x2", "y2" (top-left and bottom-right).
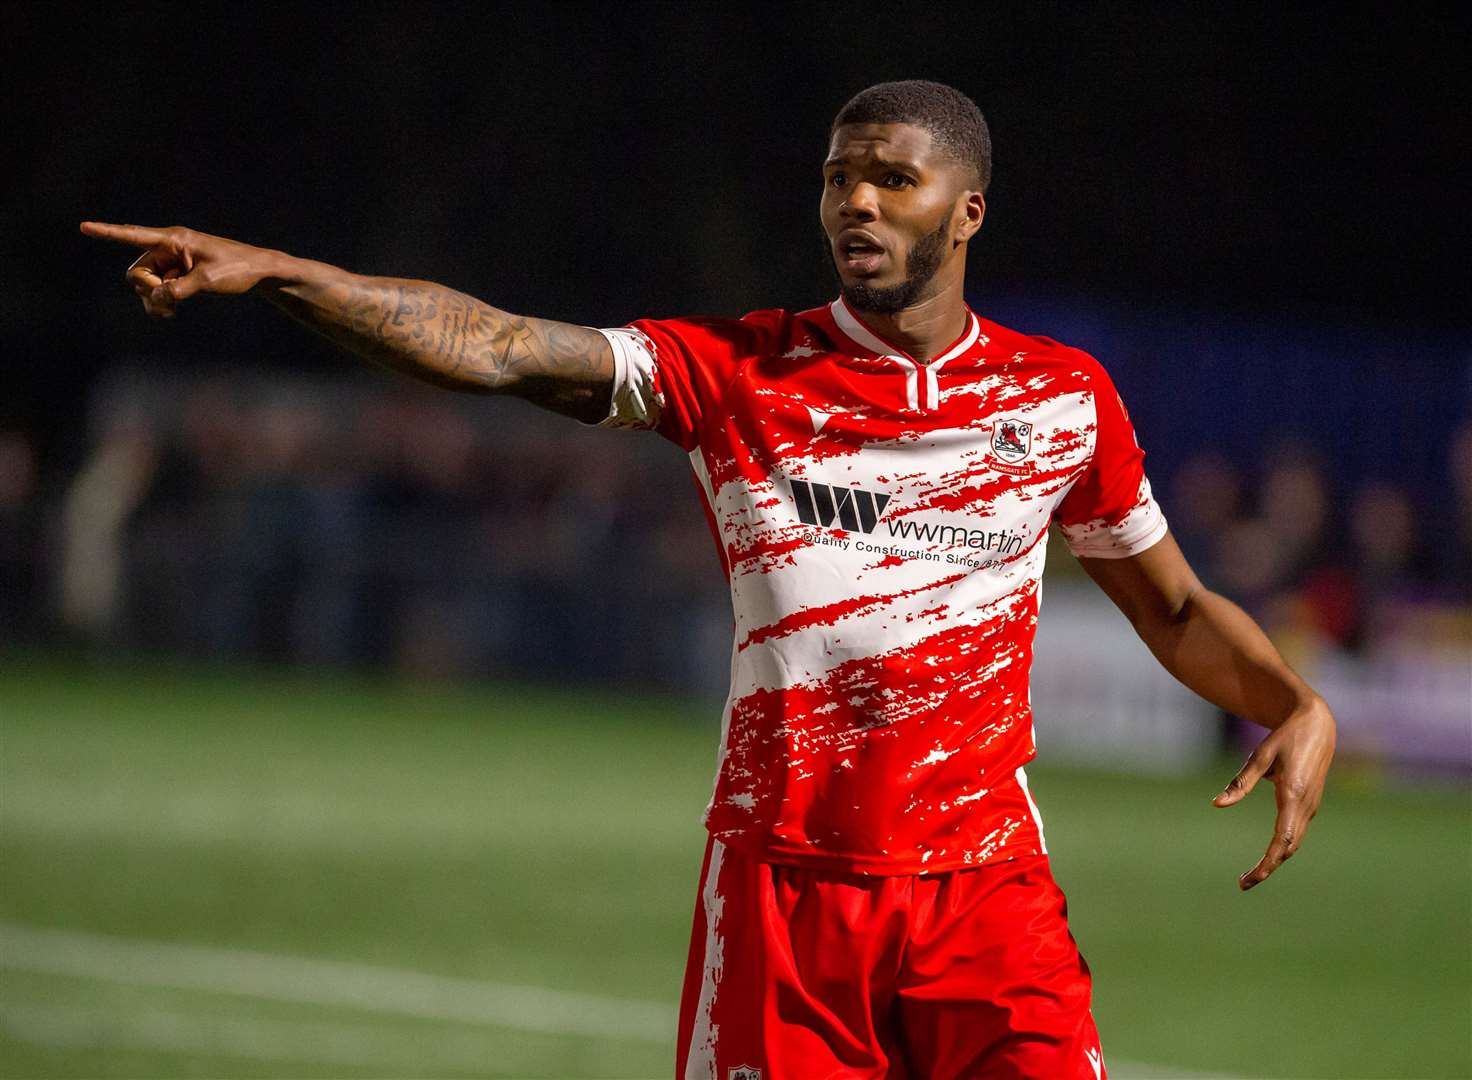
[{"x1": 841, "y1": 181, "x2": 879, "y2": 221}]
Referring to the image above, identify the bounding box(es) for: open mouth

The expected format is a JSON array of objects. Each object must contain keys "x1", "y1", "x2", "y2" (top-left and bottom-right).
[{"x1": 837, "y1": 233, "x2": 886, "y2": 275}]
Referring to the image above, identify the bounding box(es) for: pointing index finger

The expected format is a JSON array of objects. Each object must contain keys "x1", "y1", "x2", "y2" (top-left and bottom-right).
[{"x1": 80, "y1": 221, "x2": 167, "y2": 247}]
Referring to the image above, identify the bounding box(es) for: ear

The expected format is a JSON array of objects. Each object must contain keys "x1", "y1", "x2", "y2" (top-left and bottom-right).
[{"x1": 955, "y1": 190, "x2": 986, "y2": 244}]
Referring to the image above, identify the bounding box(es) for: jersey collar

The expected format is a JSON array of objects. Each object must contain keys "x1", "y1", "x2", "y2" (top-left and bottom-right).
[{"x1": 828, "y1": 296, "x2": 981, "y2": 367}]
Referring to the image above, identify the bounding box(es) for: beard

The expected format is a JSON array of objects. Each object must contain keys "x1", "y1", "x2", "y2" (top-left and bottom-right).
[{"x1": 834, "y1": 215, "x2": 952, "y2": 316}]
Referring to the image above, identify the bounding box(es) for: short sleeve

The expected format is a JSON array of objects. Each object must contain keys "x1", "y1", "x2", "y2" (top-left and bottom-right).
[
  {"x1": 593, "y1": 313, "x2": 781, "y2": 450},
  {"x1": 1052, "y1": 355, "x2": 1168, "y2": 559}
]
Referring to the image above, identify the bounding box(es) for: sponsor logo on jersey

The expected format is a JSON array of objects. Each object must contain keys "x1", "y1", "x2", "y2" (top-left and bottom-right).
[
  {"x1": 991, "y1": 417, "x2": 1033, "y2": 463},
  {"x1": 882, "y1": 518, "x2": 1023, "y2": 554},
  {"x1": 788, "y1": 478, "x2": 1025, "y2": 559},
  {"x1": 791, "y1": 479, "x2": 891, "y2": 533}
]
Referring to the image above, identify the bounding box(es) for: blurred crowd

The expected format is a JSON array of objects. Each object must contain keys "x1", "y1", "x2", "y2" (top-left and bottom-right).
[
  {"x1": 1, "y1": 369, "x2": 730, "y2": 694},
  {"x1": 2, "y1": 366, "x2": 1469, "y2": 725},
  {"x1": 1164, "y1": 435, "x2": 1472, "y2": 658}
]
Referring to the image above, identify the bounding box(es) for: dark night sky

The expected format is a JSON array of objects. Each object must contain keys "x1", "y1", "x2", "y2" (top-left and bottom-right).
[{"x1": 5, "y1": 2, "x2": 1468, "y2": 443}]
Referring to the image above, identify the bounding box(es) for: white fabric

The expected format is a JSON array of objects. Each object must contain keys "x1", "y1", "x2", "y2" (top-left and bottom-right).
[
  {"x1": 1058, "y1": 476, "x2": 1169, "y2": 559},
  {"x1": 684, "y1": 839, "x2": 726, "y2": 1080},
  {"x1": 594, "y1": 327, "x2": 662, "y2": 429},
  {"x1": 1015, "y1": 765, "x2": 1048, "y2": 854}
]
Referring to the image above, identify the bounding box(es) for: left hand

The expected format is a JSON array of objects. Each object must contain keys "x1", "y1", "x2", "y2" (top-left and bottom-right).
[{"x1": 1212, "y1": 697, "x2": 1337, "y2": 891}]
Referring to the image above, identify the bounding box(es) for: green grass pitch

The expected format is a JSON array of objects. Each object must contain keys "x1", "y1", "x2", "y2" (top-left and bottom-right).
[{"x1": 1, "y1": 658, "x2": 1467, "y2": 1078}]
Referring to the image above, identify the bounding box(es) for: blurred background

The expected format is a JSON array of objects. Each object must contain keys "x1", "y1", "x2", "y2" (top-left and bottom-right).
[{"x1": 3, "y1": 2, "x2": 1469, "y2": 1077}]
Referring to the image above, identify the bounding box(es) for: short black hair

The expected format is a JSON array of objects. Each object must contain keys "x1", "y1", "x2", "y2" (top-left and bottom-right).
[{"x1": 831, "y1": 80, "x2": 991, "y2": 192}]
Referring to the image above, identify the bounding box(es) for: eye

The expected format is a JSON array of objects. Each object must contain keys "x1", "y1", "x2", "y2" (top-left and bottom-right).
[
  {"x1": 883, "y1": 173, "x2": 913, "y2": 189},
  {"x1": 828, "y1": 172, "x2": 847, "y2": 187}
]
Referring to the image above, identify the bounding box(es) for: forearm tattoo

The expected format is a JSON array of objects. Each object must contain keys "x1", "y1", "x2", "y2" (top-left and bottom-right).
[{"x1": 263, "y1": 275, "x2": 613, "y2": 422}]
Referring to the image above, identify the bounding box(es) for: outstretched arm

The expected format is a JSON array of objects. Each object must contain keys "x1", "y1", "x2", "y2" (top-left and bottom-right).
[
  {"x1": 79, "y1": 222, "x2": 614, "y2": 423},
  {"x1": 1079, "y1": 533, "x2": 1337, "y2": 891}
]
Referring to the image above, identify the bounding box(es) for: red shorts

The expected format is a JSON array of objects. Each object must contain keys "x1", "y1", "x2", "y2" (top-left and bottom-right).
[{"x1": 676, "y1": 838, "x2": 1106, "y2": 1080}]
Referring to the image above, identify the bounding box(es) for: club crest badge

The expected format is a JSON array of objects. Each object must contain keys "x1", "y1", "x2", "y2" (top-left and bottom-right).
[
  {"x1": 991, "y1": 418, "x2": 1033, "y2": 463},
  {"x1": 728, "y1": 1068, "x2": 762, "y2": 1080}
]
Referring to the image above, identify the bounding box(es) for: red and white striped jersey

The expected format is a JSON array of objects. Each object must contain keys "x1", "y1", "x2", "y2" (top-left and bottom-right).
[{"x1": 596, "y1": 298, "x2": 1166, "y2": 875}]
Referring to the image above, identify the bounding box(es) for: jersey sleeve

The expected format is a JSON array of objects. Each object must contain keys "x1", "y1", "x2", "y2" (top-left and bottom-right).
[
  {"x1": 591, "y1": 314, "x2": 777, "y2": 450},
  {"x1": 1052, "y1": 353, "x2": 1169, "y2": 559}
]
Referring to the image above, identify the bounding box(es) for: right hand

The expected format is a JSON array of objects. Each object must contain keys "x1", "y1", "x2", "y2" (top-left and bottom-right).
[{"x1": 79, "y1": 222, "x2": 278, "y2": 319}]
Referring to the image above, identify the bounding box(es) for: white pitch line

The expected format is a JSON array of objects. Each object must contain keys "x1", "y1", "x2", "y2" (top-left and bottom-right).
[
  {"x1": 0, "y1": 1000, "x2": 515, "y2": 1074},
  {"x1": 0, "y1": 922, "x2": 1248, "y2": 1079},
  {"x1": 0, "y1": 922, "x2": 673, "y2": 1044}
]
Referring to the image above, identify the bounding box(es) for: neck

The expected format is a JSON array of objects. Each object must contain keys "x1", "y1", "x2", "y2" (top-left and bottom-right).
[{"x1": 847, "y1": 270, "x2": 970, "y2": 364}]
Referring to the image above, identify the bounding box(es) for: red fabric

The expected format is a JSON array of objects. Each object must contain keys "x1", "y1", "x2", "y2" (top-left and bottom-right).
[
  {"x1": 615, "y1": 305, "x2": 1133, "y2": 875},
  {"x1": 677, "y1": 838, "x2": 1107, "y2": 1080},
  {"x1": 1051, "y1": 350, "x2": 1151, "y2": 535},
  {"x1": 629, "y1": 310, "x2": 789, "y2": 451}
]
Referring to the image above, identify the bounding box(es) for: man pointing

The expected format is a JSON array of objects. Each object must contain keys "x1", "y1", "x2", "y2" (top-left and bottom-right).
[{"x1": 85, "y1": 79, "x2": 1335, "y2": 1080}]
